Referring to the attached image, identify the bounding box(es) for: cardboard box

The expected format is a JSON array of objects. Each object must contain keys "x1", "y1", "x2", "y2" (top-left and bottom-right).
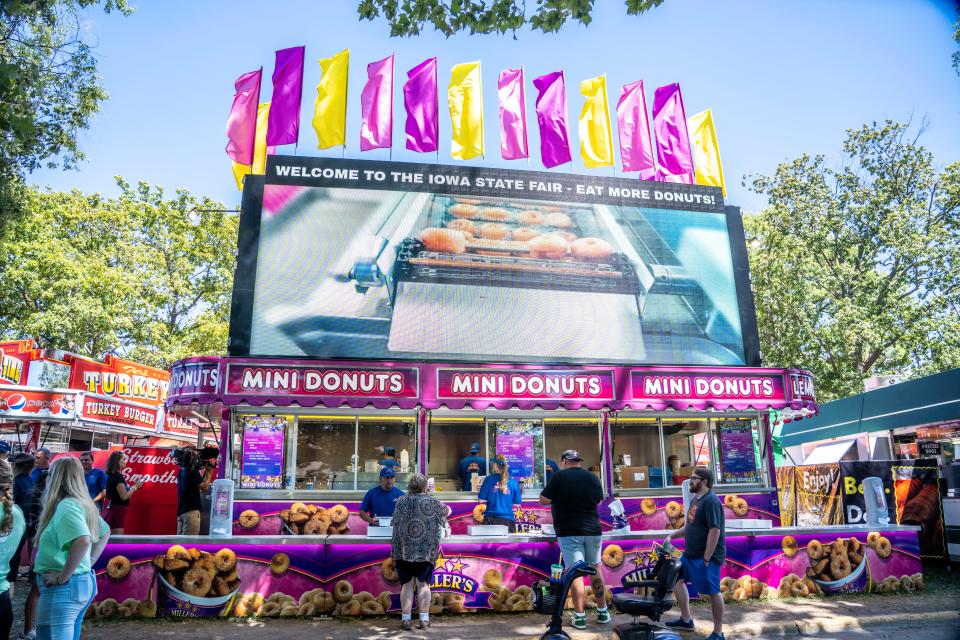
[{"x1": 621, "y1": 466, "x2": 650, "y2": 488}]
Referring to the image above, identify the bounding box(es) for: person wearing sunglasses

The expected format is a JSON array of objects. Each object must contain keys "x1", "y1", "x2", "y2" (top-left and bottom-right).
[{"x1": 664, "y1": 468, "x2": 726, "y2": 640}]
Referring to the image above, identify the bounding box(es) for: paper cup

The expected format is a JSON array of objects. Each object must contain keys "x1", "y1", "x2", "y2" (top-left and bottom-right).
[
  {"x1": 815, "y1": 555, "x2": 870, "y2": 595},
  {"x1": 157, "y1": 572, "x2": 239, "y2": 617}
]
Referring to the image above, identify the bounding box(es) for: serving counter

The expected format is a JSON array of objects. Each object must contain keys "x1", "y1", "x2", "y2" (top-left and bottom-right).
[{"x1": 90, "y1": 523, "x2": 921, "y2": 619}]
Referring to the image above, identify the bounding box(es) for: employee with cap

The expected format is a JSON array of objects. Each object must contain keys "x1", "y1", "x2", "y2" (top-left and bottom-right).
[
  {"x1": 458, "y1": 443, "x2": 487, "y2": 491},
  {"x1": 0, "y1": 441, "x2": 10, "y2": 461},
  {"x1": 380, "y1": 447, "x2": 400, "y2": 469},
  {"x1": 359, "y1": 467, "x2": 405, "y2": 524}
]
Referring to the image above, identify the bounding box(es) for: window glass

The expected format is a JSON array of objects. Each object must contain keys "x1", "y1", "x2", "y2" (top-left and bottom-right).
[
  {"x1": 712, "y1": 417, "x2": 762, "y2": 484},
  {"x1": 295, "y1": 418, "x2": 356, "y2": 490},
  {"x1": 544, "y1": 419, "x2": 602, "y2": 484},
  {"x1": 427, "y1": 418, "x2": 487, "y2": 492},
  {"x1": 612, "y1": 417, "x2": 665, "y2": 489},
  {"x1": 662, "y1": 418, "x2": 711, "y2": 486},
  {"x1": 356, "y1": 417, "x2": 416, "y2": 490},
  {"x1": 491, "y1": 418, "x2": 544, "y2": 491}
]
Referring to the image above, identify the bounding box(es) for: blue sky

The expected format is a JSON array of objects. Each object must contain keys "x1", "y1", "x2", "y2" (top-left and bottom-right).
[{"x1": 28, "y1": 0, "x2": 960, "y2": 213}]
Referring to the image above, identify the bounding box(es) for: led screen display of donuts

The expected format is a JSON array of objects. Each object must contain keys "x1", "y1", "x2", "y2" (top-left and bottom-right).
[{"x1": 234, "y1": 157, "x2": 754, "y2": 367}]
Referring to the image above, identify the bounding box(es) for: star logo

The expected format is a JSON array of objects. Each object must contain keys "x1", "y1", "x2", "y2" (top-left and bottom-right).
[
  {"x1": 434, "y1": 554, "x2": 449, "y2": 572},
  {"x1": 449, "y1": 556, "x2": 469, "y2": 573}
]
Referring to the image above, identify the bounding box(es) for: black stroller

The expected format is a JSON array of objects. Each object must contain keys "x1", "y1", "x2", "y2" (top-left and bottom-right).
[{"x1": 610, "y1": 545, "x2": 684, "y2": 640}]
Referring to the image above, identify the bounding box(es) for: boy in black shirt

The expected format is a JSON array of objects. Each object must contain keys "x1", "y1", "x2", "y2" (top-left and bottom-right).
[
  {"x1": 539, "y1": 450, "x2": 610, "y2": 630},
  {"x1": 665, "y1": 467, "x2": 726, "y2": 640}
]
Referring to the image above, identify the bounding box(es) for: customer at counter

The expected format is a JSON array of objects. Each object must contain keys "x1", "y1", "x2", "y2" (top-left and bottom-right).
[
  {"x1": 539, "y1": 450, "x2": 611, "y2": 630},
  {"x1": 665, "y1": 467, "x2": 726, "y2": 640},
  {"x1": 359, "y1": 467, "x2": 404, "y2": 524},
  {"x1": 478, "y1": 456, "x2": 522, "y2": 532},
  {"x1": 458, "y1": 443, "x2": 486, "y2": 491}
]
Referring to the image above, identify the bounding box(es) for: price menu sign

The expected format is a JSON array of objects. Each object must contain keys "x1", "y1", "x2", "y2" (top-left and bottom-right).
[{"x1": 240, "y1": 415, "x2": 287, "y2": 489}]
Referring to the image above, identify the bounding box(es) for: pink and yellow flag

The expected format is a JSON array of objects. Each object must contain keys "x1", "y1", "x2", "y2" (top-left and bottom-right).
[
  {"x1": 404, "y1": 57, "x2": 439, "y2": 153},
  {"x1": 532, "y1": 71, "x2": 571, "y2": 168},
  {"x1": 225, "y1": 69, "x2": 262, "y2": 165},
  {"x1": 232, "y1": 103, "x2": 276, "y2": 190},
  {"x1": 360, "y1": 54, "x2": 394, "y2": 151},
  {"x1": 688, "y1": 108, "x2": 726, "y2": 196},
  {"x1": 578, "y1": 74, "x2": 614, "y2": 168},
  {"x1": 652, "y1": 83, "x2": 694, "y2": 184},
  {"x1": 266, "y1": 46, "x2": 305, "y2": 147},
  {"x1": 312, "y1": 49, "x2": 350, "y2": 149},
  {"x1": 448, "y1": 61, "x2": 484, "y2": 160},
  {"x1": 617, "y1": 80, "x2": 656, "y2": 179},
  {"x1": 498, "y1": 68, "x2": 528, "y2": 160}
]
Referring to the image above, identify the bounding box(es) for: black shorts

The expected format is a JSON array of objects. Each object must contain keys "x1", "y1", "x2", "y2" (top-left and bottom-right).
[{"x1": 396, "y1": 559, "x2": 434, "y2": 585}]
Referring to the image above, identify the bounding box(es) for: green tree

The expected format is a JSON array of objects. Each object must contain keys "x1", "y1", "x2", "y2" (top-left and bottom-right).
[
  {"x1": 357, "y1": 0, "x2": 665, "y2": 37},
  {"x1": 0, "y1": 0, "x2": 131, "y2": 233},
  {"x1": 744, "y1": 120, "x2": 960, "y2": 401},
  {"x1": 0, "y1": 181, "x2": 238, "y2": 368}
]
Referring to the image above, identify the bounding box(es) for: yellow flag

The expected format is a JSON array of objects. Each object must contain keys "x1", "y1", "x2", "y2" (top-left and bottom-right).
[
  {"x1": 579, "y1": 74, "x2": 614, "y2": 168},
  {"x1": 313, "y1": 49, "x2": 350, "y2": 149},
  {"x1": 448, "y1": 61, "x2": 484, "y2": 160},
  {"x1": 231, "y1": 102, "x2": 272, "y2": 190},
  {"x1": 688, "y1": 108, "x2": 726, "y2": 196}
]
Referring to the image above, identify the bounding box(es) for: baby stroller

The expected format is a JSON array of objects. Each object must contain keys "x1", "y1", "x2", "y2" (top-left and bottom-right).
[{"x1": 610, "y1": 544, "x2": 683, "y2": 640}]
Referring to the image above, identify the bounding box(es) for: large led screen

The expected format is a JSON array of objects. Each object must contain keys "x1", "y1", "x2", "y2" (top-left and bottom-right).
[{"x1": 230, "y1": 157, "x2": 759, "y2": 366}]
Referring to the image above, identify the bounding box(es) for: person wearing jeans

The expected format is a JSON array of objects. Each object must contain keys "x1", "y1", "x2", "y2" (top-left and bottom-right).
[
  {"x1": 0, "y1": 459, "x2": 27, "y2": 640},
  {"x1": 33, "y1": 457, "x2": 110, "y2": 640},
  {"x1": 539, "y1": 450, "x2": 611, "y2": 630}
]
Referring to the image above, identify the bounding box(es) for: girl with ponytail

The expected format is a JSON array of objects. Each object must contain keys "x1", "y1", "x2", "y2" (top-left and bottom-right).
[
  {"x1": 33, "y1": 457, "x2": 110, "y2": 640},
  {"x1": 477, "y1": 455, "x2": 522, "y2": 532},
  {"x1": 0, "y1": 459, "x2": 26, "y2": 640}
]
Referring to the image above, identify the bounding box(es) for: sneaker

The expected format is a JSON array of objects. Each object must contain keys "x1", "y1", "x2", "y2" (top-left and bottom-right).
[
  {"x1": 400, "y1": 620, "x2": 412, "y2": 631},
  {"x1": 704, "y1": 633, "x2": 725, "y2": 640},
  {"x1": 664, "y1": 617, "x2": 695, "y2": 630},
  {"x1": 20, "y1": 631, "x2": 36, "y2": 640},
  {"x1": 571, "y1": 613, "x2": 587, "y2": 630},
  {"x1": 596, "y1": 608, "x2": 613, "y2": 624},
  {"x1": 418, "y1": 619, "x2": 430, "y2": 629}
]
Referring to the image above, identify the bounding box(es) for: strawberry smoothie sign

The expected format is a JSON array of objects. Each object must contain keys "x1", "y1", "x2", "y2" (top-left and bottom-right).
[
  {"x1": 119, "y1": 446, "x2": 181, "y2": 535},
  {"x1": 436, "y1": 368, "x2": 615, "y2": 401}
]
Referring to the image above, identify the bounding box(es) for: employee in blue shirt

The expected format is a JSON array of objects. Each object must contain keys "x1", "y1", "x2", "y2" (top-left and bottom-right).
[
  {"x1": 458, "y1": 443, "x2": 487, "y2": 491},
  {"x1": 545, "y1": 458, "x2": 559, "y2": 484},
  {"x1": 478, "y1": 455, "x2": 522, "y2": 532},
  {"x1": 80, "y1": 451, "x2": 108, "y2": 505},
  {"x1": 359, "y1": 467, "x2": 404, "y2": 524},
  {"x1": 379, "y1": 447, "x2": 400, "y2": 469}
]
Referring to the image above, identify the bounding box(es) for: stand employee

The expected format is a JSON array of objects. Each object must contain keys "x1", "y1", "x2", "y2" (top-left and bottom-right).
[
  {"x1": 359, "y1": 467, "x2": 404, "y2": 524},
  {"x1": 458, "y1": 443, "x2": 486, "y2": 491}
]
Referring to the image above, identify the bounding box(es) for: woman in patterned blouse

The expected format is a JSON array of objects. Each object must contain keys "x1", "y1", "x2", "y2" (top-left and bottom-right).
[{"x1": 390, "y1": 473, "x2": 448, "y2": 630}]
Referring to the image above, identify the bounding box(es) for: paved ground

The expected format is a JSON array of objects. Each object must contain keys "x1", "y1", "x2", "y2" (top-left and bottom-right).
[{"x1": 10, "y1": 568, "x2": 960, "y2": 639}]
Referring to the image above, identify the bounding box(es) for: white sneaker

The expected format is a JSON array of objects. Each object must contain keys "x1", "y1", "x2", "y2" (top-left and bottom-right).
[{"x1": 21, "y1": 630, "x2": 36, "y2": 640}]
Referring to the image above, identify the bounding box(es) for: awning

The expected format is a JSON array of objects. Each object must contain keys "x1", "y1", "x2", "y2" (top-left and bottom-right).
[
  {"x1": 781, "y1": 367, "x2": 960, "y2": 447},
  {"x1": 801, "y1": 440, "x2": 855, "y2": 464}
]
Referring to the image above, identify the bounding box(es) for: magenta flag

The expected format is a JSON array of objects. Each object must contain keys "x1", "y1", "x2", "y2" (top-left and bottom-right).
[
  {"x1": 225, "y1": 69, "x2": 262, "y2": 165},
  {"x1": 360, "y1": 54, "x2": 394, "y2": 151},
  {"x1": 498, "y1": 68, "x2": 528, "y2": 160},
  {"x1": 266, "y1": 46, "x2": 305, "y2": 147},
  {"x1": 403, "y1": 57, "x2": 439, "y2": 153},
  {"x1": 652, "y1": 83, "x2": 694, "y2": 183},
  {"x1": 617, "y1": 80, "x2": 657, "y2": 180},
  {"x1": 533, "y1": 71, "x2": 571, "y2": 168}
]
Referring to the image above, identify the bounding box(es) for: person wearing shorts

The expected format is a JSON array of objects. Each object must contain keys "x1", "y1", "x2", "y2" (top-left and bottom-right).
[
  {"x1": 539, "y1": 450, "x2": 611, "y2": 629},
  {"x1": 665, "y1": 467, "x2": 726, "y2": 640}
]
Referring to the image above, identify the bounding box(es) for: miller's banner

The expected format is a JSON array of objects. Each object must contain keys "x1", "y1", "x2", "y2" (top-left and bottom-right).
[
  {"x1": 231, "y1": 156, "x2": 759, "y2": 368},
  {"x1": 839, "y1": 460, "x2": 945, "y2": 558},
  {"x1": 793, "y1": 464, "x2": 843, "y2": 527}
]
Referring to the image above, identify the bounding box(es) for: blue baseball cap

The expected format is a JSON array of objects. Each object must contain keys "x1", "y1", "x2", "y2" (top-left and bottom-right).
[
  {"x1": 469, "y1": 442, "x2": 481, "y2": 453},
  {"x1": 379, "y1": 466, "x2": 396, "y2": 478},
  {"x1": 0, "y1": 441, "x2": 10, "y2": 454}
]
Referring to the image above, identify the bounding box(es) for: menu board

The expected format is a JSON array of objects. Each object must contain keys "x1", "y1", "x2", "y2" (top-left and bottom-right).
[
  {"x1": 240, "y1": 415, "x2": 287, "y2": 489},
  {"x1": 717, "y1": 420, "x2": 759, "y2": 483},
  {"x1": 494, "y1": 419, "x2": 543, "y2": 485}
]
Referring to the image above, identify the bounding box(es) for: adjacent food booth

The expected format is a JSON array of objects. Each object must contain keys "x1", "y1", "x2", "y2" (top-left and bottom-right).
[{"x1": 90, "y1": 158, "x2": 922, "y2": 619}]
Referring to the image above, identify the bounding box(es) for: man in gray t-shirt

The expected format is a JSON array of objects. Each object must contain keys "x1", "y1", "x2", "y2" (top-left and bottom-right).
[{"x1": 665, "y1": 467, "x2": 726, "y2": 640}]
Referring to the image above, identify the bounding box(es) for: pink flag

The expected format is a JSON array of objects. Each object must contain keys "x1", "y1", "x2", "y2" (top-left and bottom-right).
[
  {"x1": 498, "y1": 68, "x2": 528, "y2": 160},
  {"x1": 403, "y1": 57, "x2": 439, "y2": 153},
  {"x1": 532, "y1": 71, "x2": 571, "y2": 168},
  {"x1": 266, "y1": 46, "x2": 305, "y2": 147},
  {"x1": 652, "y1": 83, "x2": 694, "y2": 183},
  {"x1": 617, "y1": 80, "x2": 657, "y2": 180},
  {"x1": 360, "y1": 55, "x2": 394, "y2": 151},
  {"x1": 225, "y1": 69, "x2": 262, "y2": 165}
]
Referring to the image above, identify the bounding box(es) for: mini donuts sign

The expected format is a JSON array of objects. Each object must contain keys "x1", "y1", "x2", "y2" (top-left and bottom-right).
[
  {"x1": 224, "y1": 363, "x2": 419, "y2": 398},
  {"x1": 630, "y1": 369, "x2": 787, "y2": 403},
  {"x1": 436, "y1": 368, "x2": 615, "y2": 401}
]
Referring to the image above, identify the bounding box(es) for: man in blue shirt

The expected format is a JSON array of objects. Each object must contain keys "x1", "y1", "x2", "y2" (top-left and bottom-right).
[
  {"x1": 380, "y1": 447, "x2": 400, "y2": 469},
  {"x1": 80, "y1": 451, "x2": 108, "y2": 506},
  {"x1": 29, "y1": 447, "x2": 50, "y2": 483},
  {"x1": 458, "y1": 443, "x2": 487, "y2": 491},
  {"x1": 359, "y1": 467, "x2": 404, "y2": 524}
]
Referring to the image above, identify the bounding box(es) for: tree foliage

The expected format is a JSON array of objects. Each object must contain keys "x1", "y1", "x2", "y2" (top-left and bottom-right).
[
  {"x1": 0, "y1": 0, "x2": 131, "y2": 233},
  {"x1": 744, "y1": 120, "x2": 960, "y2": 401},
  {"x1": 356, "y1": 0, "x2": 665, "y2": 37},
  {"x1": 0, "y1": 181, "x2": 238, "y2": 369}
]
